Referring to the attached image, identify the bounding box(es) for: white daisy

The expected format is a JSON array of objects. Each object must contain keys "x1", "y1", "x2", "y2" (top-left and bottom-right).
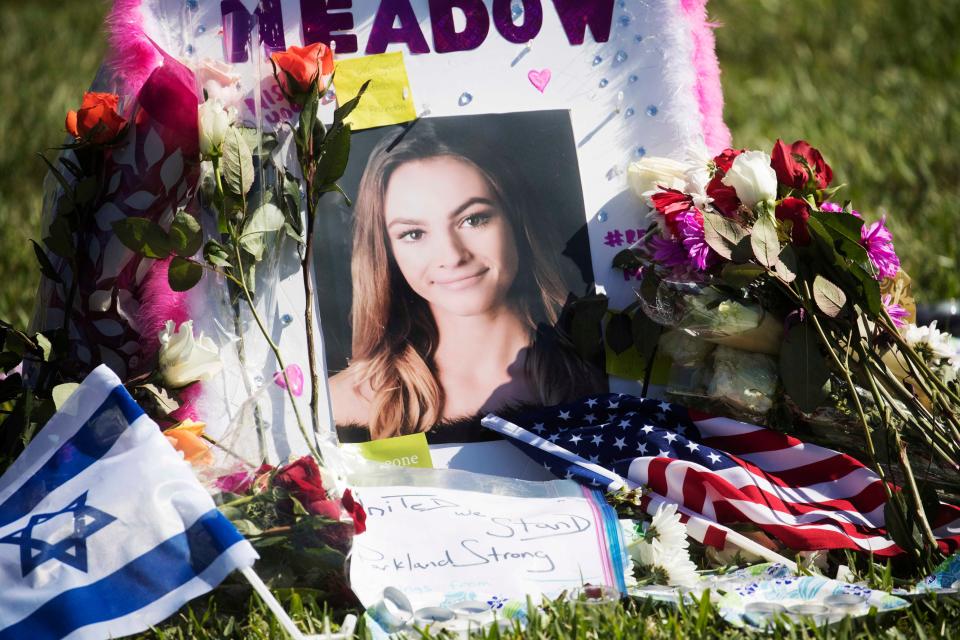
[
  {"x1": 652, "y1": 550, "x2": 699, "y2": 588},
  {"x1": 628, "y1": 503, "x2": 689, "y2": 567}
]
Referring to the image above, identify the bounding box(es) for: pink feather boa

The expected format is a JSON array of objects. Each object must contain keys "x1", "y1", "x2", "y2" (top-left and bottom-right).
[{"x1": 681, "y1": 0, "x2": 732, "y2": 154}]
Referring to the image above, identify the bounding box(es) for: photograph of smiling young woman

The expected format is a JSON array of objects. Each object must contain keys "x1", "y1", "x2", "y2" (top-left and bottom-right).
[{"x1": 328, "y1": 120, "x2": 606, "y2": 440}]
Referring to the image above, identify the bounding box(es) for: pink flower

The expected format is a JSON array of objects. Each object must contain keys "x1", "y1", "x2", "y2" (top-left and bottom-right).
[
  {"x1": 274, "y1": 364, "x2": 304, "y2": 397},
  {"x1": 861, "y1": 216, "x2": 900, "y2": 280},
  {"x1": 649, "y1": 235, "x2": 689, "y2": 270},
  {"x1": 215, "y1": 464, "x2": 274, "y2": 494},
  {"x1": 676, "y1": 209, "x2": 716, "y2": 271},
  {"x1": 882, "y1": 294, "x2": 909, "y2": 328},
  {"x1": 821, "y1": 202, "x2": 861, "y2": 218}
]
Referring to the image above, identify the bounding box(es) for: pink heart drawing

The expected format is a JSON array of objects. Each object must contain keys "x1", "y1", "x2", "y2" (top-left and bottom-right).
[
  {"x1": 274, "y1": 364, "x2": 304, "y2": 397},
  {"x1": 528, "y1": 68, "x2": 552, "y2": 93}
]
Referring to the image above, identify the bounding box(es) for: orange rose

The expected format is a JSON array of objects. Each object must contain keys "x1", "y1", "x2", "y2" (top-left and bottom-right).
[
  {"x1": 163, "y1": 419, "x2": 214, "y2": 466},
  {"x1": 65, "y1": 92, "x2": 127, "y2": 144},
  {"x1": 270, "y1": 42, "x2": 334, "y2": 99}
]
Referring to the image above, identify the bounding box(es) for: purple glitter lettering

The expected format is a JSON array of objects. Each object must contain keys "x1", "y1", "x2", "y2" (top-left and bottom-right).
[
  {"x1": 492, "y1": 0, "x2": 542, "y2": 44},
  {"x1": 366, "y1": 0, "x2": 431, "y2": 55},
  {"x1": 301, "y1": 0, "x2": 359, "y2": 54},
  {"x1": 221, "y1": 0, "x2": 286, "y2": 63},
  {"x1": 550, "y1": 0, "x2": 614, "y2": 45},
  {"x1": 428, "y1": 0, "x2": 490, "y2": 53}
]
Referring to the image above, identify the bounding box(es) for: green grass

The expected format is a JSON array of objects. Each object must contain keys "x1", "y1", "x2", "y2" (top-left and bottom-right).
[{"x1": 1, "y1": 0, "x2": 959, "y2": 637}]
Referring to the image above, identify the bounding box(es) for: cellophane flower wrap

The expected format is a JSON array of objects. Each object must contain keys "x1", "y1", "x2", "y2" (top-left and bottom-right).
[{"x1": 615, "y1": 139, "x2": 960, "y2": 562}]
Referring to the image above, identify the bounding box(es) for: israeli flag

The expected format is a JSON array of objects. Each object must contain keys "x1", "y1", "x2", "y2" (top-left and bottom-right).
[{"x1": 0, "y1": 365, "x2": 257, "y2": 639}]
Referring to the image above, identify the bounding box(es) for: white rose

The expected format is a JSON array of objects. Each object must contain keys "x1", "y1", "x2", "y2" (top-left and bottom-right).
[
  {"x1": 158, "y1": 320, "x2": 222, "y2": 388},
  {"x1": 198, "y1": 100, "x2": 237, "y2": 159},
  {"x1": 721, "y1": 150, "x2": 778, "y2": 208},
  {"x1": 627, "y1": 157, "x2": 690, "y2": 203}
]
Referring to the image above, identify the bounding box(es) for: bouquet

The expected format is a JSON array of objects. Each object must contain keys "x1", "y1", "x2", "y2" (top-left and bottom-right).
[{"x1": 605, "y1": 140, "x2": 960, "y2": 561}]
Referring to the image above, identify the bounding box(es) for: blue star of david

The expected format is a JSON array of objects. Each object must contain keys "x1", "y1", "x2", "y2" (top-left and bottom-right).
[{"x1": 0, "y1": 491, "x2": 115, "y2": 577}]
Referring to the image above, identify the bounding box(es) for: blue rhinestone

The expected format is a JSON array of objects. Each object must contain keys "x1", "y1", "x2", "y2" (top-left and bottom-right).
[
  {"x1": 196, "y1": 25, "x2": 206, "y2": 34},
  {"x1": 592, "y1": 55, "x2": 603, "y2": 66},
  {"x1": 629, "y1": 74, "x2": 639, "y2": 83},
  {"x1": 598, "y1": 210, "x2": 609, "y2": 223},
  {"x1": 636, "y1": 146, "x2": 647, "y2": 157},
  {"x1": 281, "y1": 314, "x2": 294, "y2": 326},
  {"x1": 646, "y1": 105, "x2": 658, "y2": 116},
  {"x1": 458, "y1": 92, "x2": 473, "y2": 106},
  {"x1": 614, "y1": 50, "x2": 628, "y2": 65},
  {"x1": 618, "y1": 15, "x2": 631, "y2": 27},
  {"x1": 599, "y1": 78, "x2": 609, "y2": 88},
  {"x1": 185, "y1": 0, "x2": 198, "y2": 9},
  {"x1": 511, "y1": 0, "x2": 524, "y2": 20},
  {"x1": 625, "y1": 107, "x2": 635, "y2": 118},
  {"x1": 635, "y1": 34, "x2": 644, "y2": 43},
  {"x1": 185, "y1": 44, "x2": 195, "y2": 55},
  {"x1": 618, "y1": 0, "x2": 626, "y2": 7}
]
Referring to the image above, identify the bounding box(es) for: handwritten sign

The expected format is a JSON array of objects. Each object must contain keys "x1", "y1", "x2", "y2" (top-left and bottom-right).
[
  {"x1": 333, "y1": 52, "x2": 417, "y2": 130},
  {"x1": 349, "y1": 478, "x2": 627, "y2": 611}
]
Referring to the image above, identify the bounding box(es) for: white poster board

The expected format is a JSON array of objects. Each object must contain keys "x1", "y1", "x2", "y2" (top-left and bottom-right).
[{"x1": 133, "y1": 0, "x2": 724, "y2": 463}]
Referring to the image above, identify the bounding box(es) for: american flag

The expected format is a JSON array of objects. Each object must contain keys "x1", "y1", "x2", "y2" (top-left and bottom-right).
[{"x1": 482, "y1": 394, "x2": 960, "y2": 557}]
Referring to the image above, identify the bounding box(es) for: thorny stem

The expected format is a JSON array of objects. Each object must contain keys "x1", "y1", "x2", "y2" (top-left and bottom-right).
[{"x1": 300, "y1": 151, "x2": 322, "y2": 438}]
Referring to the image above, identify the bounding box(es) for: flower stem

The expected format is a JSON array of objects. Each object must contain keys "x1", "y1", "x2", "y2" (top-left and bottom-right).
[{"x1": 301, "y1": 165, "x2": 322, "y2": 437}]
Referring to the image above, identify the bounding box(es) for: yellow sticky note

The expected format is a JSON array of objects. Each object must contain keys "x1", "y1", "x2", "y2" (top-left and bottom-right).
[
  {"x1": 333, "y1": 52, "x2": 417, "y2": 130},
  {"x1": 352, "y1": 433, "x2": 433, "y2": 468}
]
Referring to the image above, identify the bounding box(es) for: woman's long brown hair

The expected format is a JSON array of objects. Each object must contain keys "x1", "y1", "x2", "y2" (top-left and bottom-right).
[{"x1": 348, "y1": 120, "x2": 603, "y2": 438}]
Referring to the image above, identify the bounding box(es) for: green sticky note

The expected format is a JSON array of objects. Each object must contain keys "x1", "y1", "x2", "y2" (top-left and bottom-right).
[
  {"x1": 605, "y1": 343, "x2": 672, "y2": 386},
  {"x1": 353, "y1": 433, "x2": 433, "y2": 468},
  {"x1": 333, "y1": 52, "x2": 417, "y2": 130}
]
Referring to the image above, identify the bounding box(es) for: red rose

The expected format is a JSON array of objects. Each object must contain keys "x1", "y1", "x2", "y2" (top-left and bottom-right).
[
  {"x1": 65, "y1": 92, "x2": 127, "y2": 144},
  {"x1": 712, "y1": 148, "x2": 745, "y2": 173},
  {"x1": 705, "y1": 174, "x2": 740, "y2": 217},
  {"x1": 771, "y1": 139, "x2": 833, "y2": 191},
  {"x1": 271, "y1": 42, "x2": 334, "y2": 99},
  {"x1": 341, "y1": 489, "x2": 367, "y2": 535},
  {"x1": 274, "y1": 456, "x2": 341, "y2": 517},
  {"x1": 775, "y1": 197, "x2": 812, "y2": 246},
  {"x1": 650, "y1": 188, "x2": 695, "y2": 235}
]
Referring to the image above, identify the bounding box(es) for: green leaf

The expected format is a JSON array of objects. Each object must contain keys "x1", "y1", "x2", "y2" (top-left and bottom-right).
[
  {"x1": 203, "y1": 240, "x2": 232, "y2": 268},
  {"x1": 812, "y1": 275, "x2": 847, "y2": 317},
  {"x1": 314, "y1": 122, "x2": 352, "y2": 189},
  {"x1": 612, "y1": 249, "x2": 644, "y2": 272},
  {"x1": 44, "y1": 216, "x2": 75, "y2": 259},
  {"x1": 236, "y1": 127, "x2": 276, "y2": 158},
  {"x1": 52, "y1": 383, "x2": 80, "y2": 409},
  {"x1": 702, "y1": 211, "x2": 749, "y2": 260},
  {"x1": 31, "y1": 240, "x2": 62, "y2": 283},
  {"x1": 239, "y1": 202, "x2": 285, "y2": 261},
  {"x1": 570, "y1": 296, "x2": 609, "y2": 362},
  {"x1": 605, "y1": 313, "x2": 633, "y2": 354},
  {"x1": 35, "y1": 333, "x2": 52, "y2": 361},
  {"x1": 851, "y1": 265, "x2": 883, "y2": 316},
  {"x1": 37, "y1": 153, "x2": 75, "y2": 207},
  {"x1": 884, "y1": 494, "x2": 919, "y2": 554},
  {"x1": 775, "y1": 244, "x2": 798, "y2": 283},
  {"x1": 169, "y1": 210, "x2": 203, "y2": 257},
  {"x1": 779, "y1": 322, "x2": 830, "y2": 413},
  {"x1": 167, "y1": 256, "x2": 203, "y2": 292},
  {"x1": 751, "y1": 214, "x2": 780, "y2": 268},
  {"x1": 719, "y1": 263, "x2": 766, "y2": 288},
  {"x1": 317, "y1": 182, "x2": 352, "y2": 206},
  {"x1": 112, "y1": 218, "x2": 172, "y2": 259},
  {"x1": 334, "y1": 79, "x2": 371, "y2": 122},
  {"x1": 812, "y1": 211, "x2": 870, "y2": 265},
  {"x1": 631, "y1": 309, "x2": 662, "y2": 363},
  {"x1": 221, "y1": 128, "x2": 255, "y2": 197}
]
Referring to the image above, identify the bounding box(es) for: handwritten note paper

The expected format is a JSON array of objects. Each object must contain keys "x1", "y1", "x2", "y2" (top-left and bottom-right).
[
  {"x1": 350, "y1": 477, "x2": 627, "y2": 611},
  {"x1": 333, "y1": 52, "x2": 417, "y2": 130}
]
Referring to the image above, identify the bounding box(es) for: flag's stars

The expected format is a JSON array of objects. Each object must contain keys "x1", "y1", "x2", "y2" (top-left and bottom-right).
[
  {"x1": 658, "y1": 449, "x2": 670, "y2": 457},
  {"x1": 641, "y1": 424, "x2": 655, "y2": 434},
  {"x1": 588, "y1": 455, "x2": 600, "y2": 464},
  {"x1": 664, "y1": 432, "x2": 678, "y2": 443},
  {"x1": 658, "y1": 401, "x2": 672, "y2": 412},
  {"x1": 608, "y1": 400, "x2": 620, "y2": 409},
  {"x1": 618, "y1": 419, "x2": 631, "y2": 429},
  {"x1": 558, "y1": 410, "x2": 572, "y2": 420},
  {"x1": 532, "y1": 423, "x2": 546, "y2": 434},
  {"x1": 0, "y1": 492, "x2": 115, "y2": 577},
  {"x1": 655, "y1": 412, "x2": 667, "y2": 421},
  {"x1": 637, "y1": 443, "x2": 648, "y2": 455},
  {"x1": 625, "y1": 411, "x2": 637, "y2": 417},
  {"x1": 564, "y1": 470, "x2": 575, "y2": 480},
  {"x1": 585, "y1": 398, "x2": 598, "y2": 408},
  {"x1": 676, "y1": 425, "x2": 686, "y2": 435},
  {"x1": 613, "y1": 437, "x2": 627, "y2": 451},
  {"x1": 590, "y1": 478, "x2": 601, "y2": 487},
  {"x1": 584, "y1": 414, "x2": 597, "y2": 424},
  {"x1": 569, "y1": 434, "x2": 582, "y2": 445},
  {"x1": 591, "y1": 434, "x2": 604, "y2": 446},
  {"x1": 607, "y1": 413, "x2": 618, "y2": 422},
  {"x1": 543, "y1": 462, "x2": 553, "y2": 471},
  {"x1": 707, "y1": 452, "x2": 722, "y2": 465},
  {"x1": 685, "y1": 441, "x2": 699, "y2": 452},
  {"x1": 548, "y1": 433, "x2": 559, "y2": 443}
]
